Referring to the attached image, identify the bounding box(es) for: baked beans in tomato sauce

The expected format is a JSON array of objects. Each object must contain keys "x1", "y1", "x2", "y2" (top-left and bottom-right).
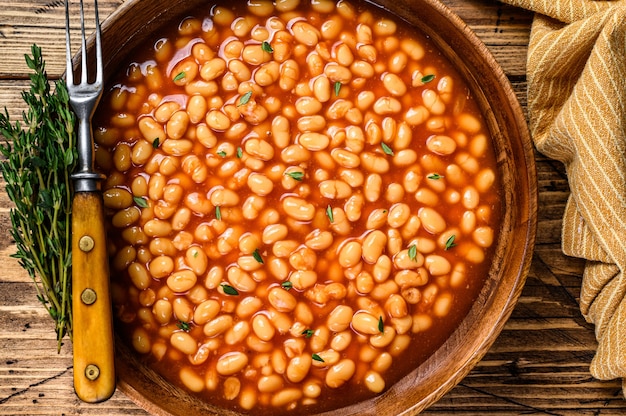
[{"x1": 94, "y1": 0, "x2": 502, "y2": 413}]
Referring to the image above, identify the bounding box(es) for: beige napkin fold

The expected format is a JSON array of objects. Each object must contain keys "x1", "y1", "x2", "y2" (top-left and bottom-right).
[{"x1": 499, "y1": 0, "x2": 626, "y2": 394}]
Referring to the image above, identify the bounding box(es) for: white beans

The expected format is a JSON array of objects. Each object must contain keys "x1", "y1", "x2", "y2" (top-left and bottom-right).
[
  {"x1": 217, "y1": 352, "x2": 249, "y2": 376},
  {"x1": 325, "y1": 359, "x2": 356, "y2": 388}
]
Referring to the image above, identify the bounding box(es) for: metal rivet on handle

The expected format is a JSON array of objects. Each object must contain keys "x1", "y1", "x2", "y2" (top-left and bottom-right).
[
  {"x1": 81, "y1": 288, "x2": 97, "y2": 305},
  {"x1": 85, "y1": 364, "x2": 100, "y2": 381},
  {"x1": 79, "y1": 235, "x2": 95, "y2": 252}
]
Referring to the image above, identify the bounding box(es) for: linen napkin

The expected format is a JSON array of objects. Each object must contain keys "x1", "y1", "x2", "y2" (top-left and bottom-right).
[{"x1": 498, "y1": 0, "x2": 626, "y2": 394}]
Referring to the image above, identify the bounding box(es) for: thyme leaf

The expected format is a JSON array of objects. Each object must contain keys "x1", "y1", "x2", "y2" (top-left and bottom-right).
[
  {"x1": 285, "y1": 171, "x2": 304, "y2": 181},
  {"x1": 221, "y1": 283, "x2": 239, "y2": 296},
  {"x1": 381, "y1": 142, "x2": 394, "y2": 156},
  {"x1": 334, "y1": 81, "x2": 342, "y2": 96},
  {"x1": 238, "y1": 91, "x2": 253, "y2": 106},
  {"x1": 261, "y1": 41, "x2": 274, "y2": 53},
  {"x1": 421, "y1": 74, "x2": 436, "y2": 84},
  {"x1": 177, "y1": 321, "x2": 191, "y2": 332},
  {"x1": 326, "y1": 205, "x2": 334, "y2": 223},
  {"x1": 133, "y1": 196, "x2": 149, "y2": 208},
  {"x1": 445, "y1": 235, "x2": 457, "y2": 250},
  {"x1": 253, "y1": 248, "x2": 264, "y2": 264},
  {"x1": 312, "y1": 353, "x2": 324, "y2": 362}
]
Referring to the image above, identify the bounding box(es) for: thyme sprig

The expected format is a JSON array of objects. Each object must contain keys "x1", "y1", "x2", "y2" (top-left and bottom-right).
[{"x1": 0, "y1": 45, "x2": 77, "y2": 351}]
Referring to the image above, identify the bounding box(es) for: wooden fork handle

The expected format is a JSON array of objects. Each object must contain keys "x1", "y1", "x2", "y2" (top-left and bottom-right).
[{"x1": 71, "y1": 191, "x2": 115, "y2": 402}]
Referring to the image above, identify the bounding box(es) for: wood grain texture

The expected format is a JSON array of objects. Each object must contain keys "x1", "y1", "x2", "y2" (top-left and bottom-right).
[
  {"x1": 71, "y1": 192, "x2": 115, "y2": 403},
  {"x1": 0, "y1": 0, "x2": 623, "y2": 415}
]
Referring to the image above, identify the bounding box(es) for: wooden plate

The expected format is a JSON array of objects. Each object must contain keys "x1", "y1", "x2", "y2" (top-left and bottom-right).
[{"x1": 92, "y1": 0, "x2": 538, "y2": 414}]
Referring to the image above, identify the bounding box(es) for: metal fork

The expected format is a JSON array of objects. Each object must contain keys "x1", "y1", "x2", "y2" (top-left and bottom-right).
[{"x1": 65, "y1": 0, "x2": 116, "y2": 403}]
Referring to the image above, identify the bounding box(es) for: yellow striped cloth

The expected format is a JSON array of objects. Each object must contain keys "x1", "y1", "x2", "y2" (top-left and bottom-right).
[{"x1": 500, "y1": 0, "x2": 626, "y2": 393}]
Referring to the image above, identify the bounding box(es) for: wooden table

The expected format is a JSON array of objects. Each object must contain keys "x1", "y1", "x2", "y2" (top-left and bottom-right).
[{"x1": 0, "y1": 0, "x2": 623, "y2": 415}]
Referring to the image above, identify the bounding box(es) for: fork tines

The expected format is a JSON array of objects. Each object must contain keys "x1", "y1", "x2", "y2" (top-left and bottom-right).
[{"x1": 65, "y1": 0, "x2": 102, "y2": 88}]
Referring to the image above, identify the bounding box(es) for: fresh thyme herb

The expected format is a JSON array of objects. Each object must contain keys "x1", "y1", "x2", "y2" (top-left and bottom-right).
[
  {"x1": 152, "y1": 137, "x2": 160, "y2": 148},
  {"x1": 378, "y1": 316, "x2": 384, "y2": 333},
  {"x1": 236, "y1": 147, "x2": 243, "y2": 158},
  {"x1": 326, "y1": 205, "x2": 334, "y2": 223},
  {"x1": 261, "y1": 41, "x2": 274, "y2": 53},
  {"x1": 281, "y1": 281, "x2": 293, "y2": 290},
  {"x1": 238, "y1": 91, "x2": 253, "y2": 106},
  {"x1": 215, "y1": 206, "x2": 222, "y2": 221},
  {"x1": 444, "y1": 235, "x2": 457, "y2": 250},
  {"x1": 133, "y1": 196, "x2": 149, "y2": 208},
  {"x1": 312, "y1": 353, "x2": 324, "y2": 362},
  {"x1": 302, "y1": 329, "x2": 314, "y2": 338},
  {"x1": 177, "y1": 321, "x2": 191, "y2": 332},
  {"x1": 408, "y1": 244, "x2": 417, "y2": 261},
  {"x1": 421, "y1": 74, "x2": 436, "y2": 84},
  {"x1": 381, "y1": 142, "x2": 394, "y2": 156},
  {"x1": 173, "y1": 71, "x2": 186, "y2": 82},
  {"x1": 285, "y1": 171, "x2": 304, "y2": 181},
  {"x1": 427, "y1": 173, "x2": 443, "y2": 180},
  {"x1": 0, "y1": 45, "x2": 77, "y2": 351},
  {"x1": 253, "y1": 248, "x2": 264, "y2": 264},
  {"x1": 221, "y1": 283, "x2": 239, "y2": 296},
  {"x1": 334, "y1": 81, "x2": 342, "y2": 96},
  {"x1": 217, "y1": 150, "x2": 227, "y2": 158}
]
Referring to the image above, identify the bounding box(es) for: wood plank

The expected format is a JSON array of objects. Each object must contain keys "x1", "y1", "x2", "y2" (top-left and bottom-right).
[
  {"x1": 0, "y1": 1, "x2": 123, "y2": 78},
  {"x1": 1, "y1": 0, "x2": 623, "y2": 415}
]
